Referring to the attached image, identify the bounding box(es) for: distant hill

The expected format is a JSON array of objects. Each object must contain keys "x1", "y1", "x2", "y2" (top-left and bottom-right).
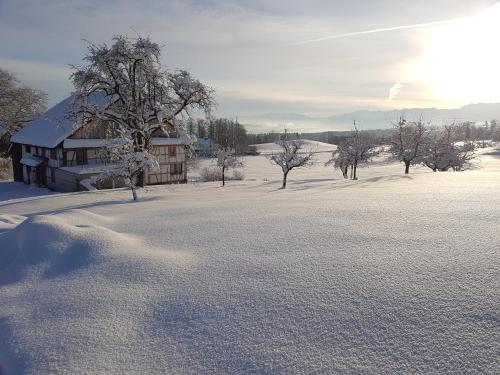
[
  {"x1": 252, "y1": 140, "x2": 336, "y2": 154},
  {"x1": 240, "y1": 103, "x2": 500, "y2": 133}
]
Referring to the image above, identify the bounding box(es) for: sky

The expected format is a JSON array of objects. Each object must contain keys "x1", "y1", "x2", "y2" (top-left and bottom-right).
[{"x1": 1, "y1": 0, "x2": 500, "y2": 119}]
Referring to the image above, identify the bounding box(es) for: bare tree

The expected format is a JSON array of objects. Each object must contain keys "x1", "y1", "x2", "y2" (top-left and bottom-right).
[
  {"x1": 269, "y1": 139, "x2": 314, "y2": 189},
  {"x1": 215, "y1": 146, "x2": 243, "y2": 186},
  {"x1": 325, "y1": 141, "x2": 350, "y2": 179},
  {"x1": 0, "y1": 68, "x2": 47, "y2": 151},
  {"x1": 71, "y1": 35, "x2": 215, "y2": 184},
  {"x1": 421, "y1": 124, "x2": 476, "y2": 172},
  {"x1": 326, "y1": 125, "x2": 378, "y2": 180},
  {"x1": 390, "y1": 117, "x2": 429, "y2": 174}
]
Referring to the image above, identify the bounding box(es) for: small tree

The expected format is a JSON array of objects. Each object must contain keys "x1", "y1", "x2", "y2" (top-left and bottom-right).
[
  {"x1": 215, "y1": 146, "x2": 243, "y2": 186},
  {"x1": 269, "y1": 139, "x2": 314, "y2": 189},
  {"x1": 92, "y1": 135, "x2": 159, "y2": 201},
  {"x1": 326, "y1": 126, "x2": 378, "y2": 180},
  {"x1": 325, "y1": 140, "x2": 351, "y2": 179},
  {"x1": 390, "y1": 117, "x2": 429, "y2": 174},
  {"x1": 421, "y1": 124, "x2": 476, "y2": 172}
]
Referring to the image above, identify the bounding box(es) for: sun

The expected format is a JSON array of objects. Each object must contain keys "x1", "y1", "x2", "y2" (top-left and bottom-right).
[{"x1": 409, "y1": 3, "x2": 500, "y2": 106}]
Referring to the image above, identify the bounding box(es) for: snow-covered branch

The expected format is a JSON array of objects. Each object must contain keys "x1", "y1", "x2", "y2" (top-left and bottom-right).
[
  {"x1": 326, "y1": 126, "x2": 378, "y2": 180},
  {"x1": 389, "y1": 117, "x2": 430, "y2": 174},
  {"x1": 70, "y1": 34, "x2": 215, "y2": 152}
]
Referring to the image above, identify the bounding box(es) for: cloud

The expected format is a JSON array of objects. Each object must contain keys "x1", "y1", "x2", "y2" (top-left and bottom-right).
[
  {"x1": 285, "y1": 18, "x2": 464, "y2": 46},
  {"x1": 1, "y1": 0, "x2": 496, "y2": 114},
  {"x1": 388, "y1": 82, "x2": 403, "y2": 101}
]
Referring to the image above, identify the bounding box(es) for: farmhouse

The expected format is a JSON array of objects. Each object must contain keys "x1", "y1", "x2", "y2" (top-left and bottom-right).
[{"x1": 10, "y1": 96, "x2": 189, "y2": 192}]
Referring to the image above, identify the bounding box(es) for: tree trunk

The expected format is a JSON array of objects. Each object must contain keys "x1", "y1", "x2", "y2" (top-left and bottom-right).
[
  {"x1": 222, "y1": 166, "x2": 225, "y2": 186},
  {"x1": 350, "y1": 164, "x2": 354, "y2": 179},
  {"x1": 282, "y1": 171, "x2": 288, "y2": 189},
  {"x1": 342, "y1": 165, "x2": 348, "y2": 179},
  {"x1": 353, "y1": 161, "x2": 358, "y2": 180},
  {"x1": 131, "y1": 186, "x2": 138, "y2": 201},
  {"x1": 404, "y1": 160, "x2": 411, "y2": 174},
  {"x1": 137, "y1": 170, "x2": 145, "y2": 187}
]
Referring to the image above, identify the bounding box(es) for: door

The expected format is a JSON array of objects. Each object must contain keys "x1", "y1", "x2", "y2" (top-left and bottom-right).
[{"x1": 36, "y1": 165, "x2": 47, "y2": 186}]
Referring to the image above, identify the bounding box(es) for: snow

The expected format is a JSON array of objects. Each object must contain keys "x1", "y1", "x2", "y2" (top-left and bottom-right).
[
  {"x1": 0, "y1": 144, "x2": 499, "y2": 374},
  {"x1": 10, "y1": 93, "x2": 107, "y2": 148},
  {"x1": 78, "y1": 178, "x2": 97, "y2": 191},
  {"x1": 19, "y1": 155, "x2": 43, "y2": 167},
  {"x1": 0, "y1": 214, "x2": 25, "y2": 234}
]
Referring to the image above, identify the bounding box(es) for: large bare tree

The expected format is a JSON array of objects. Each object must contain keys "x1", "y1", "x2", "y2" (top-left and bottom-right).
[
  {"x1": 0, "y1": 68, "x2": 47, "y2": 151},
  {"x1": 71, "y1": 36, "x2": 215, "y2": 146},
  {"x1": 70, "y1": 35, "x2": 215, "y2": 191}
]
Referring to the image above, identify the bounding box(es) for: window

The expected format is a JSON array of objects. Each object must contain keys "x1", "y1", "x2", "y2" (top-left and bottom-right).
[
  {"x1": 76, "y1": 149, "x2": 87, "y2": 165},
  {"x1": 168, "y1": 146, "x2": 176, "y2": 157},
  {"x1": 25, "y1": 145, "x2": 31, "y2": 153},
  {"x1": 170, "y1": 163, "x2": 183, "y2": 175},
  {"x1": 50, "y1": 148, "x2": 57, "y2": 160}
]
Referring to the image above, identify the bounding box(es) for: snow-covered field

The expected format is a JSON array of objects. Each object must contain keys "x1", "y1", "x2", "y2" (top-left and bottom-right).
[{"x1": 1, "y1": 145, "x2": 499, "y2": 374}]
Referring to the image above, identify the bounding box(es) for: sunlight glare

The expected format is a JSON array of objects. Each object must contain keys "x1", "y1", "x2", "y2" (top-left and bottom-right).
[{"x1": 410, "y1": 3, "x2": 500, "y2": 105}]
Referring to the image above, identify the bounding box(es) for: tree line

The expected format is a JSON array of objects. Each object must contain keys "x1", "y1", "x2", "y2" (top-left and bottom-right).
[{"x1": 186, "y1": 117, "x2": 248, "y2": 153}]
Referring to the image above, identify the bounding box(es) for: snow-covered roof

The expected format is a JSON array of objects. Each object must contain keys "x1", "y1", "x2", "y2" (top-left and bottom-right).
[
  {"x1": 20, "y1": 155, "x2": 44, "y2": 167},
  {"x1": 11, "y1": 93, "x2": 108, "y2": 149}
]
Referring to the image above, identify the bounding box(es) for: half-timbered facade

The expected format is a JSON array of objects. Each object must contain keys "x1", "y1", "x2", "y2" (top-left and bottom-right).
[{"x1": 10, "y1": 96, "x2": 189, "y2": 192}]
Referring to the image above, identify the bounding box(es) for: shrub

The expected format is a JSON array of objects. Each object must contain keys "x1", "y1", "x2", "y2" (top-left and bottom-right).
[
  {"x1": 199, "y1": 166, "x2": 221, "y2": 182},
  {"x1": 199, "y1": 166, "x2": 244, "y2": 182},
  {"x1": 231, "y1": 169, "x2": 245, "y2": 180}
]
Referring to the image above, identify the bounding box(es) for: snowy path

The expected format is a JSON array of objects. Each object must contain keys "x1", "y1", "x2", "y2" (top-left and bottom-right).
[{"x1": 0, "y1": 150, "x2": 499, "y2": 374}]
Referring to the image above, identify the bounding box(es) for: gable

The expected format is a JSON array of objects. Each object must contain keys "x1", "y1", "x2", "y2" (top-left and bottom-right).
[{"x1": 10, "y1": 92, "x2": 108, "y2": 148}]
